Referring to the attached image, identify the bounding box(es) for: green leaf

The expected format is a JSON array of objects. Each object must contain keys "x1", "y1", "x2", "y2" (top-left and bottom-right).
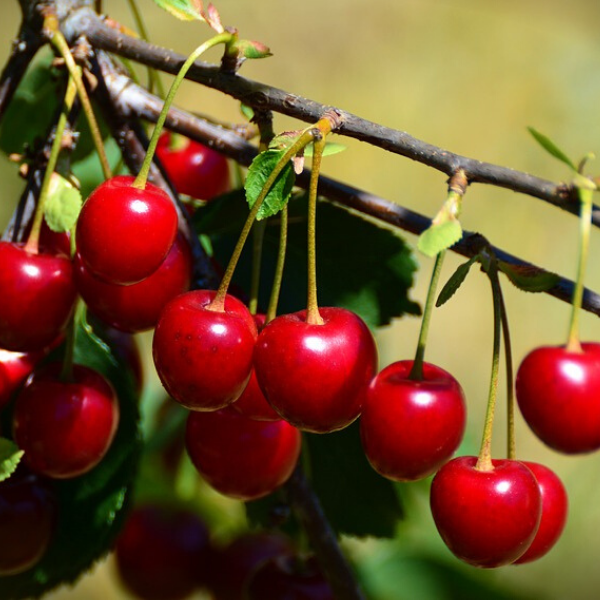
[
  {"x1": 151, "y1": 0, "x2": 203, "y2": 21},
  {"x1": 0, "y1": 321, "x2": 142, "y2": 599},
  {"x1": 240, "y1": 103, "x2": 255, "y2": 121},
  {"x1": 417, "y1": 220, "x2": 462, "y2": 257},
  {"x1": 436, "y1": 255, "x2": 479, "y2": 307},
  {"x1": 497, "y1": 261, "x2": 560, "y2": 293},
  {"x1": 245, "y1": 150, "x2": 296, "y2": 220},
  {"x1": 0, "y1": 438, "x2": 24, "y2": 483},
  {"x1": 44, "y1": 174, "x2": 82, "y2": 233},
  {"x1": 234, "y1": 39, "x2": 272, "y2": 60},
  {"x1": 527, "y1": 127, "x2": 577, "y2": 171},
  {"x1": 306, "y1": 423, "x2": 404, "y2": 538},
  {"x1": 303, "y1": 142, "x2": 347, "y2": 157}
]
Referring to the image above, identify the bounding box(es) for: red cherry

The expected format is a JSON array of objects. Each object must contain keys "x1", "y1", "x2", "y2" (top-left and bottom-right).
[
  {"x1": 430, "y1": 456, "x2": 542, "y2": 568},
  {"x1": 12, "y1": 363, "x2": 120, "y2": 479},
  {"x1": 253, "y1": 308, "x2": 378, "y2": 433},
  {"x1": 360, "y1": 360, "x2": 466, "y2": 481},
  {"x1": 75, "y1": 233, "x2": 192, "y2": 333},
  {"x1": 0, "y1": 241, "x2": 77, "y2": 352},
  {"x1": 516, "y1": 343, "x2": 600, "y2": 453},
  {"x1": 157, "y1": 132, "x2": 230, "y2": 201},
  {"x1": 247, "y1": 555, "x2": 334, "y2": 600},
  {"x1": 115, "y1": 504, "x2": 212, "y2": 600},
  {"x1": 207, "y1": 531, "x2": 295, "y2": 600},
  {"x1": 152, "y1": 290, "x2": 257, "y2": 411},
  {"x1": 76, "y1": 175, "x2": 178, "y2": 285},
  {"x1": 513, "y1": 461, "x2": 568, "y2": 564},
  {"x1": 0, "y1": 470, "x2": 56, "y2": 576},
  {"x1": 185, "y1": 407, "x2": 302, "y2": 501},
  {"x1": 0, "y1": 346, "x2": 50, "y2": 409}
]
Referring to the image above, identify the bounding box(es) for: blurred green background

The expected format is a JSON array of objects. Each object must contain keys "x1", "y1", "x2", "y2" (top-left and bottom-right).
[{"x1": 3, "y1": 0, "x2": 600, "y2": 598}]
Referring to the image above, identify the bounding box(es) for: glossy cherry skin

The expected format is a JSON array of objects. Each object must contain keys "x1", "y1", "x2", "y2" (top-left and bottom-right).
[
  {"x1": 513, "y1": 461, "x2": 568, "y2": 564},
  {"x1": 76, "y1": 175, "x2": 178, "y2": 285},
  {"x1": 75, "y1": 233, "x2": 192, "y2": 333},
  {"x1": 0, "y1": 470, "x2": 57, "y2": 576},
  {"x1": 115, "y1": 504, "x2": 212, "y2": 600},
  {"x1": 253, "y1": 308, "x2": 378, "y2": 433},
  {"x1": 12, "y1": 363, "x2": 120, "y2": 479},
  {"x1": 157, "y1": 132, "x2": 230, "y2": 201},
  {"x1": 516, "y1": 343, "x2": 600, "y2": 453},
  {"x1": 360, "y1": 360, "x2": 466, "y2": 482},
  {"x1": 430, "y1": 456, "x2": 542, "y2": 568},
  {"x1": 0, "y1": 241, "x2": 77, "y2": 352},
  {"x1": 185, "y1": 407, "x2": 302, "y2": 501},
  {"x1": 247, "y1": 555, "x2": 334, "y2": 600},
  {"x1": 207, "y1": 531, "x2": 295, "y2": 600},
  {"x1": 153, "y1": 290, "x2": 258, "y2": 411},
  {"x1": 0, "y1": 346, "x2": 50, "y2": 409}
]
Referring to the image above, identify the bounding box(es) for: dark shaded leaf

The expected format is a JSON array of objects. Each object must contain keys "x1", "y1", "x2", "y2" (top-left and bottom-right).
[
  {"x1": 436, "y1": 255, "x2": 479, "y2": 307},
  {"x1": 497, "y1": 261, "x2": 560, "y2": 293}
]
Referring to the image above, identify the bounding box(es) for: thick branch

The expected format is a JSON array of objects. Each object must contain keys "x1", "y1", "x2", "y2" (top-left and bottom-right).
[{"x1": 63, "y1": 7, "x2": 600, "y2": 225}]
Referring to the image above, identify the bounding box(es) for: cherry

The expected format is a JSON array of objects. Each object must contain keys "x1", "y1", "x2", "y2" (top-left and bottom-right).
[
  {"x1": 114, "y1": 504, "x2": 212, "y2": 600},
  {"x1": 157, "y1": 132, "x2": 230, "y2": 202},
  {"x1": 207, "y1": 531, "x2": 295, "y2": 600},
  {"x1": 0, "y1": 346, "x2": 51, "y2": 409},
  {"x1": 360, "y1": 360, "x2": 466, "y2": 481},
  {"x1": 185, "y1": 407, "x2": 302, "y2": 501},
  {"x1": 12, "y1": 362, "x2": 119, "y2": 479},
  {"x1": 247, "y1": 555, "x2": 334, "y2": 600},
  {"x1": 76, "y1": 175, "x2": 178, "y2": 285},
  {"x1": 253, "y1": 307, "x2": 378, "y2": 433},
  {"x1": 0, "y1": 241, "x2": 77, "y2": 352},
  {"x1": 430, "y1": 456, "x2": 542, "y2": 568},
  {"x1": 513, "y1": 461, "x2": 568, "y2": 564},
  {"x1": 515, "y1": 343, "x2": 600, "y2": 454},
  {"x1": 75, "y1": 233, "x2": 192, "y2": 333},
  {"x1": 0, "y1": 469, "x2": 57, "y2": 576},
  {"x1": 152, "y1": 289, "x2": 257, "y2": 411}
]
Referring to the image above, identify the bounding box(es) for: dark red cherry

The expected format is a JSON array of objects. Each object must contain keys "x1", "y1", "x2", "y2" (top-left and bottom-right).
[
  {"x1": 157, "y1": 132, "x2": 230, "y2": 201},
  {"x1": 13, "y1": 363, "x2": 119, "y2": 479},
  {"x1": 0, "y1": 241, "x2": 77, "y2": 352},
  {"x1": 513, "y1": 461, "x2": 568, "y2": 564},
  {"x1": 516, "y1": 343, "x2": 600, "y2": 453},
  {"x1": 152, "y1": 290, "x2": 257, "y2": 411},
  {"x1": 0, "y1": 470, "x2": 56, "y2": 576},
  {"x1": 185, "y1": 407, "x2": 301, "y2": 501},
  {"x1": 253, "y1": 307, "x2": 378, "y2": 433},
  {"x1": 360, "y1": 360, "x2": 466, "y2": 481},
  {"x1": 0, "y1": 346, "x2": 50, "y2": 409},
  {"x1": 430, "y1": 456, "x2": 542, "y2": 568},
  {"x1": 76, "y1": 175, "x2": 178, "y2": 285},
  {"x1": 115, "y1": 504, "x2": 212, "y2": 600},
  {"x1": 75, "y1": 233, "x2": 192, "y2": 333}
]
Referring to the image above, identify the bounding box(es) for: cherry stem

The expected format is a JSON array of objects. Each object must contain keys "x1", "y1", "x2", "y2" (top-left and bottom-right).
[
  {"x1": 498, "y1": 285, "x2": 516, "y2": 460},
  {"x1": 209, "y1": 130, "x2": 317, "y2": 312},
  {"x1": 60, "y1": 300, "x2": 84, "y2": 383},
  {"x1": 24, "y1": 75, "x2": 77, "y2": 254},
  {"x1": 266, "y1": 204, "x2": 288, "y2": 324},
  {"x1": 248, "y1": 218, "x2": 266, "y2": 315},
  {"x1": 566, "y1": 185, "x2": 594, "y2": 353},
  {"x1": 132, "y1": 32, "x2": 231, "y2": 190},
  {"x1": 409, "y1": 250, "x2": 446, "y2": 380},
  {"x1": 44, "y1": 15, "x2": 112, "y2": 181},
  {"x1": 475, "y1": 255, "x2": 502, "y2": 472}
]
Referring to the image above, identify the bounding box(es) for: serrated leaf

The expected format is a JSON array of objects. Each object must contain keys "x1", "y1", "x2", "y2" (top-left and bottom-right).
[
  {"x1": 245, "y1": 150, "x2": 296, "y2": 220},
  {"x1": 0, "y1": 321, "x2": 142, "y2": 599},
  {"x1": 0, "y1": 438, "x2": 23, "y2": 483},
  {"x1": 527, "y1": 127, "x2": 577, "y2": 171},
  {"x1": 497, "y1": 261, "x2": 560, "y2": 293},
  {"x1": 418, "y1": 219, "x2": 462, "y2": 257},
  {"x1": 234, "y1": 39, "x2": 272, "y2": 60},
  {"x1": 44, "y1": 173, "x2": 82, "y2": 233},
  {"x1": 151, "y1": 0, "x2": 203, "y2": 20},
  {"x1": 436, "y1": 255, "x2": 479, "y2": 307}
]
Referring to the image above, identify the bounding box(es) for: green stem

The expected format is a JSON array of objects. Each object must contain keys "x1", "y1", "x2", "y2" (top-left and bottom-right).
[
  {"x1": 266, "y1": 204, "x2": 288, "y2": 324},
  {"x1": 132, "y1": 32, "x2": 231, "y2": 190},
  {"x1": 498, "y1": 283, "x2": 516, "y2": 460},
  {"x1": 248, "y1": 219, "x2": 267, "y2": 315},
  {"x1": 475, "y1": 260, "x2": 502, "y2": 472},
  {"x1": 306, "y1": 135, "x2": 326, "y2": 325},
  {"x1": 24, "y1": 75, "x2": 77, "y2": 254},
  {"x1": 566, "y1": 186, "x2": 593, "y2": 352},
  {"x1": 45, "y1": 17, "x2": 112, "y2": 181},
  {"x1": 61, "y1": 300, "x2": 84, "y2": 383},
  {"x1": 409, "y1": 250, "x2": 446, "y2": 380},
  {"x1": 209, "y1": 130, "x2": 316, "y2": 312}
]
